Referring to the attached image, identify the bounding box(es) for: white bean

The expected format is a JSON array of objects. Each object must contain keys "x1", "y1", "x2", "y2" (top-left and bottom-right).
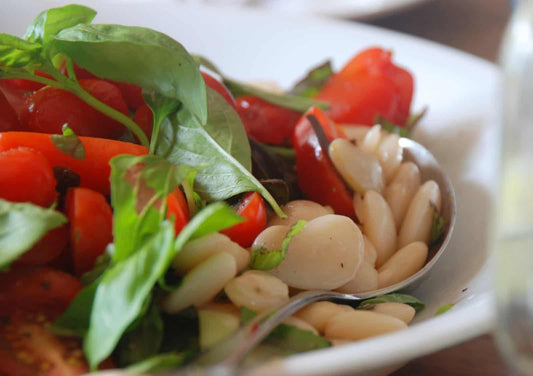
[
  {"x1": 162, "y1": 252, "x2": 237, "y2": 313},
  {"x1": 376, "y1": 133, "x2": 403, "y2": 183},
  {"x1": 335, "y1": 262, "x2": 378, "y2": 293},
  {"x1": 252, "y1": 225, "x2": 289, "y2": 251},
  {"x1": 283, "y1": 316, "x2": 319, "y2": 335},
  {"x1": 198, "y1": 309, "x2": 240, "y2": 349},
  {"x1": 360, "y1": 124, "x2": 382, "y2": 154},
  {"x1": 324, "y1": 310, "x2": 407, "y2": 341},
  {"x1": 358, "y1": 191, "x2": 397, "y2": 268},
  {"x1": 267, "y1": 200, "x2": 332, "y2": 227},
  {"x1": 294, "y1": 301, "x2": 353, "y2": 334},
  {"x1": 224, "y1": 270, "x2": 289, "y2": 312},
  {"x1": 328, "y1": 138, "x2": 384, "y2": 194},
  {"x1": 398, "y1": 180, "x2": 442, "y2": 248},
  {"x1": 371, "y1": 302, "x2": 416, "y2": 324},
  {"x1": 201, "y1": 302, "x2": 241, "y2": 316},
  {"x1": 363, "y1": 235, "x2": 378, "y2": 266},
  {"x1": 377, "y1": 241, "x2": 428, "y2": 288},
  {"x1": 340, "y1": 125, "x2": 370, "y2": 144},
  {"x1": 384, "y1": 162, "x2": 421, "y2": 228},
  {"x1": 173, "y1": 233, "x2": 250, "y2": 274},
  {"x1": 269, "y1": 215, "x2": 364, "y2": 290}
]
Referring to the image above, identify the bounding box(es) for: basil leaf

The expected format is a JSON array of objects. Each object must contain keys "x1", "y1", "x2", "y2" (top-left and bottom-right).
[
  {"x1": 157, "y1": 88, "x2": 285, "y2": 217},
  {"x1": 50, "y1": 124, "x2": 85, "y2": 160},
  {"x1": 357, "y1": 293, "x2": 425, "y2": 313},
  {"x1": 289, "y1": 60, "x2": 333, "y2": 98},
  {"x1": 430, "y1": 202, "x2": 445, "y2": 246},
  {"x1": 24, "y1": 4, "x2": 96, "y2": 48},
  {"x1": 0, "y1": 200, "x2": 67, "y2": 268},
  {"x1": 0, "y1": 34, "x2": 42, "y2": 68},
  {"x1": 84, "y1": 220, "x2": 176, "y2": 369},
  {"x1": 435, "y1": 303, "x2": 454, "y2": 316},
  {"x1": 375, "y1": 115, "x2": 411, "y2": 138},
  {"x1": 53, "y1": 281, "x2": 98, "y2": 337},
  {"x1": 250, "y1": 220, "x2": 306, "y2": 270},
  {"x1": 142, "y1": 90, "x2": 180, "y2": 153},
  {"x1": 127, "y1": 353, "x2": 186, "y2": 374},
  {"x1": 110, "y1": 154, "x2": 194, "y2": 262},
  {"x1": 52, "y1": 24, "x2": 207, "y2": 125},
  {"x1": 160, "y1": 307, "x2": 199, "y2": 355},
  {"x1": 405, "y1": 106, "x2": 428, "y2": 131}
]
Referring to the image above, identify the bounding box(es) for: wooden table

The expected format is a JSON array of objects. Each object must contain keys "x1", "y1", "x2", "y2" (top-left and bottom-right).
[{"x1": 361, "y1": 0, "x2": 513, "y2": 374}]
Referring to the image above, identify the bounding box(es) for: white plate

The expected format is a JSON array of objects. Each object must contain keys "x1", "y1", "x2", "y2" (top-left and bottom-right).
[{"x1": 1, "y1": 2, "x2": 501, "y2": 375}]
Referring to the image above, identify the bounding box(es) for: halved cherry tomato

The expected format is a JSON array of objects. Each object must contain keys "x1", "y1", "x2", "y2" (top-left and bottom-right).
[
  {"x1": 0, "y1": 147, "x2": 57, "y2": 207},
  {"x1": 293, "y1": 106, "x2": 355, "y2": 219},
  {"x1": 316, "y1": 47, "x2": 414, "y2": 127},
  {"x1": 221, "y1": 192, "x2": 267, "y2": 247},
  {"x1": 236, "y1": 95, "x2": 301, "y2": 146},
  {"x1": 21, "y1": 79, "x2": 129, "y2": 139},
  {"x1": 0, "y1": 90, "x2": 20, "y2": 132},
  {"x1": 201, "y1": 72, "x2": 236, "y2": 108},
  {"x1": 16, "y1": 226, "x2": 69, "y2": 265},
  {"x1": 2, "y1": 71, "x2": 55, "y2": 93},
  {"x1": 65, "y1": 187, "x2": 113, "y2": 277},
  {"x1": 133, "y1": 103, "x2": 153, "y2": 142},
  {"x1": 0, "y1": 80, "x2": 30, "y2": 119},
  {"x1": 0, "y1": 132, "x2": 148, "y2": 195},
  {"x1": 166, "y1": 188, "x2": 189, "y2": 235}
]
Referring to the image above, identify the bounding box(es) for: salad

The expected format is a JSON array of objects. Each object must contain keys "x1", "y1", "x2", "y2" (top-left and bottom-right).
[{"x1": 0, "y1": 4, "x2": 445, "y2": 375}]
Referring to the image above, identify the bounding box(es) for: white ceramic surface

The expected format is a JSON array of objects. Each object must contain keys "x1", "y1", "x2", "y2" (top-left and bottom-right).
[{"x1": 1, "y1": 2, "x2": 501, "y2": 375}]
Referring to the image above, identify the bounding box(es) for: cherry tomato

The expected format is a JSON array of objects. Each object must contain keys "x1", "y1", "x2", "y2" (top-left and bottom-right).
[
  {"x1": 21, "y1": 79, "x2": 129, "y2": 139},
  {"x1": 235, "y1": 95, "x2": 301, "y2": 146},
  {"x1": 114, "y1": 81, "x2": 145, "y2": 110},
  {"x1": 65, "y1": 187, "x2": 113, "y2": 277},
  {"x1": 201, "y1": 72, "x2": 236, "y2": 108},
  {"x1": 166, "y1": 188, "x2": 189, "y2": 235},
  {"x1": 0, "y1": 90, "x2": 20, "y2": 132},
  {"x1": 293, "y1": 106, "x2": 355, "y2": 219},
  {"x1": 0, "y1": 147, "x2": 57, "y2": 207},
  {"x1": 0, "y1": 132, "x2": 148, "y2": 195},
  {"x1": 221, "y1": 192, "x2": 267, "y2": 247},
  {"x1": 0, "y1": 81, "x2": 29, "y2": 120},
  {"x1": 133, "y1": 103, "x2": 153, "y2": 142},
  {"x1": 16, "y1": 226, "x2": 69, "y2": 265},
  {"x1": 316, "y1": 47, "x2": 414, "y2": 127},
  {"x1": 2, "y1": 71, "x2": 55, "y2": 93}
]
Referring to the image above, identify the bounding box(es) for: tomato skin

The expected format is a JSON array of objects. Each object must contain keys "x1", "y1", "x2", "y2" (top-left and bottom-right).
[
  {"x1": 201, "y1": 72, "x2": 236, "y2": 108},
  {"x1": 21, "y1": 79, "x2": 129, "y2": 139},
  {"x1": 293, "y1": 106, "x2": 355, "y2": 219},
  {"x1": 166, "y1": 188, "x2": 189, "y2": 235},
  {"x1": 316, "y1": 47, "x2": 414, "y2": 127},
  {"x1": 0, "y1": 147, "x2": 57, "y2": 207},
  {"x1": 114, "y1": 81, "x2": 145, "y2": 110},
  {"x1": 0, "y1": 90, "x2": 21, "y2": 132},
  {"x1": 133, "y1": 103, "x2": 153, "y2": 142},
  {"x1": 221, "y1": 192, "x2": 267, "y2": 247},
  {"x1": 66, "y1": 187, "x2": 113, "y2": 277},
  {"x1": 16, "y1": 225, "x2": 69, "y2": 265},
  {"x1": 235, "y1": 95, "x2": 302, "y2": 146},
  {"x1": 0, "y1": 132, "x2": 148, "y2": 195}
]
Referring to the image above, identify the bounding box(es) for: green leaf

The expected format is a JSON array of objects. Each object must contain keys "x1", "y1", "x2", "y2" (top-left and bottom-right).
[
  {"x1": 52, "y1": 24, "x2": 206, "y2": 124},
  {"x1": 0, "y1": 34, "x2": 42, "y2": 68},
  {"x1": 357, "y1": 293, "x2": 425, "y2": 313},
  {"x1": 53, "y1": 281, "x2": 98, "y2": 337},
  {"x1": 405, "y1": 106, "x2": 428, "y2": 131},
  {"x1": 160, "y1": 307, "x2": 200, "y2": 355},
  {"x1": 289, "y1": 60, "x2": 333, "y2": 98},
  {"x1": 50, "y1": 124, "x2": 85, "y2": 160},
  {"x1": 430, "y1": 202, "x2": 445, "y2": 246},
  {"x1": 0, "y1": 200, "x2": 67, "y2": 268},
  {"x1": 84, "y1": 221, "x2": 176, "y2": 369},
  {"x1": 375, "y1": 115, "x2": 411, "y2": 138},
  {"x1": 435, "y1": 303, "x2": 454, "y2": 316},
  {"x1": 241, "y1": 307, "x2": 330, "y2": 355},
  {"x1": 24, "y1": 4, "x2": 96, "y2": 48},
  {"x1": 142, "y1": 90, "x2": 180, "y2": 154},
  {"x1": 250, "y1": 220, "x2": 306, "y2": 270},
  {"x1": 109, "y1": 154, "x2": 194, "y2": 262},
  {"x1": 126, "y1": 353, "x2": 186, "y2": 374},
  {"x1": 157, "y1": 88, "x2": 285, "y2": 217}
]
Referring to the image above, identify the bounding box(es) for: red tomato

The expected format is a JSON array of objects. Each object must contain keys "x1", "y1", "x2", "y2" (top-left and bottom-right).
[
  {"x1": 0, "y1": 81, "x2": 29, "y2": 120},
  {"x1": 59, "y1": 60, "x2": 96, "y2": 80},
  {"x1": 0, "y1": 147, "x2": 57, "y2": 207},
  {"x1": 114, "y1": 81, "x2": 144, "y2": 110},
  {"x1": 16, "y1": 226, "x2": 69, "y2": 265},
  {"x1": 133, "y1": 103, "x2": 153, "y2": 142},
  {"x1": 166, "y1": 188, "x2": 189, "y2": 235},
  {"x1": 293, "y1": 106, "x2": 355, "y2": 219},
  {"x1": 235, "y1": 95, "x2": 301, "y2": 146},
  {"x1": 21, "y1": 79, "x2": 129, "y2": 139},
  {"x1": 0, "y1": 132, "x2": 148, "y2": 195},
  {"x1": 316, "y1": 47, "x2": 414, "y2": 127},
  {"x1": 221, "y1": 192, "x2": 267, "y2": 247},
  {"x1": 2, "y1": 71, "x2": 55, "y2": 93},
  {"x1": 0, "y1": 90, "x2": 20, "y2": 132},
  {"x1": 201, "y1": 72, "x2": 236, "y2": 108},
  {"x1": 65, "y1": 187, "x2": 113, "y2": 277}
]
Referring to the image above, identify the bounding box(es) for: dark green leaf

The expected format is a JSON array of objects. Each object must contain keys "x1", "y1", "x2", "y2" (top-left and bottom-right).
[
  {"x1": 50, "y1": 124, "x2": 85, "y2": 160},
  {"x1": 289, "y1": 60, "x2": 333, "y2": 98},
  {"x1": 430, "y1": 202, "x2": 445, "y2": 246},
  {"x1": 80, "y1": 251, "x2": 110, "y2": 285},
  {"x1": 126, "y1": 353, "x2": 186, "y2": 374},
  {"x1": 250, "y1": 220, "x2": 306, "y2": 270},
  {"x1": 84, "y1": 221, "x2": 176, "y2": 369},
  {"x1": 24, "y1": 4, "x2": 96, "y2": 47},
  {"x1": 375, "y1": 115, "x2": 411, "y2": 138},
  {"x1": 0, "y1": 200, "x2": 67, "y2": 268},
  {"x1": 357, "y1": 293, "x2": 425, "y2": 313},
  {"x1": 142, "y1": 90, "x2": 180, "y2": 154},
  {"x1": 156, "y1": 88, "x2": 285, "y2": 217},
  {"x1": 405, "y1": 106, "x2": 428, "y2": 131},
  {"x1": 160, "y1": 307, "x2": 199, "y2": 355},
  {"x1": 52, "y1": 24, "x2": 206, "y2": 124},
  {"x1": 0, "y1": 34, "x2": 42, "y2": 68},
  {"x1": 435, "y1": 303, "x2": 454, "y2": 316},
  {"x1": 53, "y1": 281, "x2": 98, "y2": 337}
]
